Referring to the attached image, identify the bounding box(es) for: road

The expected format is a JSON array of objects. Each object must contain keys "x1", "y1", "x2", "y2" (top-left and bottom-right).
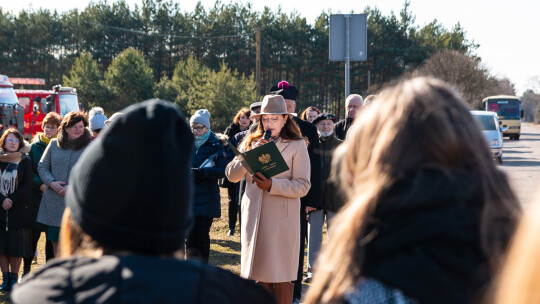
[{"x1": 499, "y1": 123, "x2": 540, "y2": 208}]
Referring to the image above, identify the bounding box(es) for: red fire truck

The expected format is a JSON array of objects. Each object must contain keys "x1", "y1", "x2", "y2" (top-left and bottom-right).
[
  {"x1": 11, "y1": 78, "x2": 81, "y2": 137},
  {"x1": 0, "y1": 75, "x2": 26, "y2": 135}
]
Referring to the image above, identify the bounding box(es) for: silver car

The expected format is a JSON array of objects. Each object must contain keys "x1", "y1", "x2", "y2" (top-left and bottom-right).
[{"x1": 471, "y1": 111, "x2": 506, "y2": 164}]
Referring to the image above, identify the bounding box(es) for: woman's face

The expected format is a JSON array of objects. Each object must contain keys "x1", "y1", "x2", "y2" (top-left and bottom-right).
[
  {"x1": 306, "y1": 110, "x2": 319, "y2": 123},
  {"x1": 66, "y1": 121, "x2": 85, "y2": 140},
  {"x1": 262, "y1": 114, "x2": 287, "y2": 137},
  {"x1": 191, "y1": 123, "x2": 207, "y2": 137},
  {"x1": 239, "y1": 114, "x2": 250, "y2": 128},
  {"x1": 44, "y1": 123, "x2": 59, "y2": 139},
  {"x1": 4, "y1": 133, "x2": 20, "y2": 153}
]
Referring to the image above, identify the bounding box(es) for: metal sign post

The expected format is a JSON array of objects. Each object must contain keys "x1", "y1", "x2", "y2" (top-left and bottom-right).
[{"x1": 329, "y1": 14, "x2": 367, "y2": 103}]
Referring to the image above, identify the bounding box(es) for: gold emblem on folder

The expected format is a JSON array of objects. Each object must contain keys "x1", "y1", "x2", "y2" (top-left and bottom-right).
[{"x1": 259, "y1": 154, "x2": 271, "y2": 164}]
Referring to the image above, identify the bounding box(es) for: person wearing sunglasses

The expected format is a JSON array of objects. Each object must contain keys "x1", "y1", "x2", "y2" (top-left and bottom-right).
[
  {"x1": 0, "y1": 129, "x2": 32, "y2": 291},
  {"x1": 187, "y1": 109, "x2": 227, "y2": 263}
]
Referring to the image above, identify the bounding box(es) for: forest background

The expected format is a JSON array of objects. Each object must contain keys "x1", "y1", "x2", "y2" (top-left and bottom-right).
[{"x1": 2, "y1": 0, "x2": 540, "y2": 131}]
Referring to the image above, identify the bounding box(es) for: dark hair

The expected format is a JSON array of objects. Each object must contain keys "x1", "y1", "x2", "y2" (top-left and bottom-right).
[
  {"x1": 232, "y1": 108, "x2": 251, "y2": 125},
  {"x1": 239, "y1": 115, "x2": 307, "y2": 151},
  {"x1": 59, "y1": 111, "x2": 88, "y2": 135},
  {"x1": 299, "y1": 106, "x2": 321, "y2": 121},
  {"x1": 0, "y1": 128, "x2": 24, "y2": 152},
  {"x1": 41, "y1": 112, "x2": 63, "y2": 130}
]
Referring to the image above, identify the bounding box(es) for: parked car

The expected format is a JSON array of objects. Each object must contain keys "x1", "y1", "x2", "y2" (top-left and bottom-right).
[{"x1": 471, "y1": 110, "x2": 507, "y2": 164}]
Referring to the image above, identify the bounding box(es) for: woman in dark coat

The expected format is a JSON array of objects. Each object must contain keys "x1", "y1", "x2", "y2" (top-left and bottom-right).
[
  {"x1": 0, "y1": 129, "x2": 33, "y2": 291},
  {"x1": 187, "y1": 109, "x2": 227, "y2": 263},
  {"x1": 223, "y1": 107, "x2": 250, "y2": 236},
  {"x1": 24, "y1": 112, "x2": 62, "y2": 275}
]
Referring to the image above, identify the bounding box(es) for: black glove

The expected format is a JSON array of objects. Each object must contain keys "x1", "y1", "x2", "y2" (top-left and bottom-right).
[{"x1": 192, "y1": 168, "x2": 204, "y2": 184}]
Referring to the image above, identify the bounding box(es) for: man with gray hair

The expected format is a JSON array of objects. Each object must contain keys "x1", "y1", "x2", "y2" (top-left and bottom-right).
[{"x1": 335, "y1": 94, "x2": 363, "y2": 140}]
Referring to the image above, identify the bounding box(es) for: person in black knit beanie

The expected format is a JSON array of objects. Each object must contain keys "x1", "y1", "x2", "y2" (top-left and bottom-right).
[{"x1": 11, "y1": 99, "x2": 276, "y2": 304}]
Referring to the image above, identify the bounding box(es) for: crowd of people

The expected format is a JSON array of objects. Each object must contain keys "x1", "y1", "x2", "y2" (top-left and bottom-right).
[{"x1": 0, "y1": 77, "x2": 534, "y2": 304}]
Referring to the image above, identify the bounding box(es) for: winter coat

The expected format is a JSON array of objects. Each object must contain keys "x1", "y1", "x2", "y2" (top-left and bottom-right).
[
  {"x1": 192, "y1": 132, "x2": 227, "y2": 218},
  {"x1": 226, "y1": 138, "x2": 311, "y2": 282},
  {"x1": 316, "y1": 133, "x2": 345, "y2": 212},
  {"x1": 0, "y1": 156, "x2": 33, "y2": 229},
  {"x1": 28, "y1": 137, "x2": 48, "y2": 230},
  {"x1": 292, "y1": 117, "x2": 322, "y2": 209},
  {"x1": 37, "y1": 130, "x2": 92, "y2": 227},
  {"x1": 335, "y1": 117, "x2": 354, "y2": 140},
  {"x1": 11, "y1": 255, "x2": 277, "y2": 304},
  {"x1": 224, "y1": 123, "x2": 249, "y2": 141}
]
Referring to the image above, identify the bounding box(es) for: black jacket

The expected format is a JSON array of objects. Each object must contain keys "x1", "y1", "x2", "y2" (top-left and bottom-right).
[
  {"x1": 11, "y1": 255, "x2": 276, "y2": 304},
  {"x1": 334, "y1": 117, "x2": 354, "y2": 140},
  {"x1": 292, "y1": 117, "x2": 322, "y2": 208},
  {"x1": 192, "y1": 132, "x2": 227, "y2": 218},
  {"x1": 316, "y1": 134, "x2": 344, "y2": 212},
  {"x1": 0, "y1": 156, "x2": 33, "y2": 229}
]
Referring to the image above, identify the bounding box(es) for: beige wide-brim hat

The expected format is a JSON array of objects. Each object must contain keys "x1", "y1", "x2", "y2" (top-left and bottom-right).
[{"x1": 250, "y1": 94, "x2": 295, "y2": 119}]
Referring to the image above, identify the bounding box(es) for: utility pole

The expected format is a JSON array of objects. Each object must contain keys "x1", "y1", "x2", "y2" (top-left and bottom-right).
[
  {"x1": 256, "y1": 28, "x2": 261, "y2": 103},
  {"x1": 344, "y1": 15, "x2": 351, "y2": 99}
]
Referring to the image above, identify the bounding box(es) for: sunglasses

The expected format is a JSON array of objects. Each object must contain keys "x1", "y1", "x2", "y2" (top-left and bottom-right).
[{"x1": 7, "y1": 138, "x2": 19, "y2": 143}]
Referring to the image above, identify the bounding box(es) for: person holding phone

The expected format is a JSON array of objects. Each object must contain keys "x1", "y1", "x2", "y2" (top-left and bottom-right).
[
  {"x1": 226, "y1": 94, "x2": 311, "y2": 304},
  {"x1": 187, "y1": 109, "x2": 227, "y2": 263}
]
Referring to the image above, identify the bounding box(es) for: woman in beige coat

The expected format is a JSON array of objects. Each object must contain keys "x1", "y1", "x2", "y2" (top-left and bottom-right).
[{"x1": 226, "y1": 94, "x2": 310, "y2": 304}]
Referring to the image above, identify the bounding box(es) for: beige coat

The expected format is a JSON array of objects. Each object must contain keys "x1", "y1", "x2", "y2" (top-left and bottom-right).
[{"x1": 226, "y1": 138, "x2": 311, "y2": 282}]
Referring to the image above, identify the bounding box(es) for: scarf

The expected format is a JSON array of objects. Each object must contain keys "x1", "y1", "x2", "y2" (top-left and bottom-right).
[
  {"x1": 194, "y1": 130, "x2": 211, "y2": 150},
  {"x1": 39, "y1": 133, "x2": 54, "y2": 145},
  {"x1": 0, "y1": 152, "x2": 22, "y2": 197},
  {"x1": 362, "y1": 169, "x2": 490, "y2": 304}
]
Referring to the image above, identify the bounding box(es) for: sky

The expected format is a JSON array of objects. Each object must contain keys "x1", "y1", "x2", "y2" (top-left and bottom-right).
[{"x1": 3, "y1": 0, "x2": 540, "y2": 95}]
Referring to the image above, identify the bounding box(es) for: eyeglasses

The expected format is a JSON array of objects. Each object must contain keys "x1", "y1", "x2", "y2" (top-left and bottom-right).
[
  {"x1": 191, "y1": 126, "x2": 206, "y2": 132},
  {"x1": 7, "y1": 138, "x2": 19, "y2": 143},
  {"x1": 44, "y1": 125, "x2": 57, "y2": 130}
]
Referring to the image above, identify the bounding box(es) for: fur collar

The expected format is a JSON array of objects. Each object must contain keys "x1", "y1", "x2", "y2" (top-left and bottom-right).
[{"x1": 57, "y1": 128, "x2": 92, "y2": 151}]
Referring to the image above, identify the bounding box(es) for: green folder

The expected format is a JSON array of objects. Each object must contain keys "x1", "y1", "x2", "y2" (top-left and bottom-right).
[{"x1": 227, "y1": 140, "x2": 290, "y2": 178}]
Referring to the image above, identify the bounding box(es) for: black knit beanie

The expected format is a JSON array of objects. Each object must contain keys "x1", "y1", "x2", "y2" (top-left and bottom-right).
[{"x1": 66, "y1": 99, "x2": 194, "y2": 255}]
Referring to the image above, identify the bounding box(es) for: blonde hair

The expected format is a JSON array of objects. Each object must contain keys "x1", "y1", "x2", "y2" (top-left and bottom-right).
[
  {"x1": 493, "y1": 201, "x2": 540, "y2": 304},
  {"x1": 305, "y1": 77, "x2": 520, "y2": 304},
  {"x1": 59, "y1": 208, "x2": 103, "y2": 258}
]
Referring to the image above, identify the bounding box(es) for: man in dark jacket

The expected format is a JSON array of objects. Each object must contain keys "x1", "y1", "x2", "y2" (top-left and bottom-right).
[
  {"x1": 335, "y1": 94, "x2": 363, "y2": 140},
  {"x1": 11, "y1": 100, "x2": 275, "y2": 304},
  {"x1": 305, "y1": 112, "x2": 345, "y2": 283},
  {"x1": 269, "y1": 81, "x2": 322, "y2": 303}
]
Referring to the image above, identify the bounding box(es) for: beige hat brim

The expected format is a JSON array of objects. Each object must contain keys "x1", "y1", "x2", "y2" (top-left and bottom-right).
[{"x1": 250, "y1": 112, "x2": 296, "y2": 119}]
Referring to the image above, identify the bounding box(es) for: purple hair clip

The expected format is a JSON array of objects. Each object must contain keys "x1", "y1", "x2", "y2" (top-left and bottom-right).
[{"x1": 277, "y1": 81, "x2": 289, "y2": 90}]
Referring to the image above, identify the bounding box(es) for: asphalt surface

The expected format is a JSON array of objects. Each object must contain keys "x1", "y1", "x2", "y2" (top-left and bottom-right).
[{"x1": 499, "y1": 123, "x2": 540, "y2": 208}]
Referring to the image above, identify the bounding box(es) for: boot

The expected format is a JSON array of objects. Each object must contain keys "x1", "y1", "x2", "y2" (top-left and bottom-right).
[
  {"x1": 274, "y1": 282, "x2": 294, "y2": 304},
  {"x1": 0, "y1": 272, "x2": 9, "y2": 291},
  {"x1": 256, "y1": 281, "x2": 274, "y2": 294},
  {"x1": 22, "y1": 257, "x2": 32, "y2": 277},
  {"x1": 8, "y1": 272, "x2": 18, "y2": 291}
]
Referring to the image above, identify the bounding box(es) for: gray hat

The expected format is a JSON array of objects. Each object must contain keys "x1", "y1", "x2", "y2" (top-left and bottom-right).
[
  {"x1": 105, "y1": 112, "x2": 124, "y2": 126},
  {"x1": 189, "y1": 109, "x2": 211, "y2": 129},
  {"x1": 89, "y1": 107, "x2": 108, "y2": 131},
  {"x1": 250, "y1": 95, "x2": 293, "y2": 119}
]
